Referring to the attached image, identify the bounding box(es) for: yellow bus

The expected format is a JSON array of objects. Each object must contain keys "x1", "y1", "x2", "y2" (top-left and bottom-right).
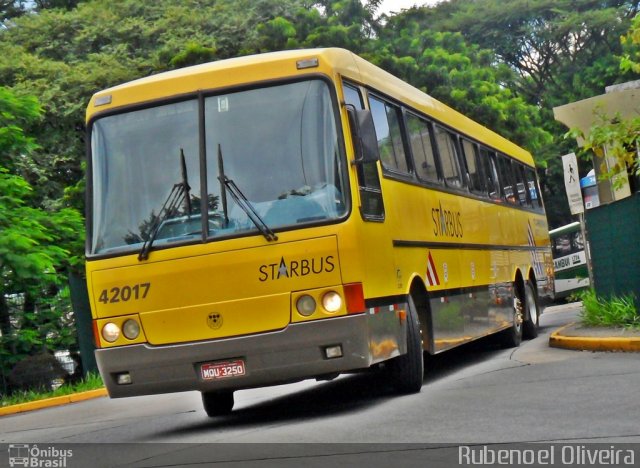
[{"x1": 86, "y1": 48, "x2": 553, "y2": 416}]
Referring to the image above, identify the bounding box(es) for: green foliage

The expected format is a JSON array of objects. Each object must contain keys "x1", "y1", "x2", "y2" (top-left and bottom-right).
[
  {"x1": 621, "y1": 14, "x2": 640, "y2": 74},
  {"x1": 0, "y1": 86, "x2": 83, "y2": 394},
  {"x1": 0, "y1": 167, "x2": 67, "y2": 290},
  {"x1": 0, "y1": 87, "x2": 41, "y2": 175},
  {"x1": 565, "y1": 15, "x2": 640, "y2": 186},
  {"x1": 0, "y1": 164, "x2": 84, "y2": 391},
  {"x1": 170, "y1": 42, "x2": 217, "y2": 68},
  {"x1": 422, "y1": 0, "x2": 640, "y2": 106},
  {"x1": 1, "y1": 371, "x2": 103, "y2": 407},
  {"x1": 578, "y1": 289, "x2": 640, "y2": 329},
  {"x1": 568, "y1": 109, "x2": 640, "y2": 181},
  {"x1": 368, "y1": 27, "x2": 553, "y2": 156},
  {"x1": 7, "y1": 352, "x2": 67, "y2": 392}
]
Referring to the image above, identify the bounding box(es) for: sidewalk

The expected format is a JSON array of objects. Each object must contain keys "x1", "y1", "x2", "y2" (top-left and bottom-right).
[
  {"x1": 0, "y1": 388, "x2": 107, "y2": 417},
  {"x1": 549, "y1": 322, "x2": 640, "y2": 352}
]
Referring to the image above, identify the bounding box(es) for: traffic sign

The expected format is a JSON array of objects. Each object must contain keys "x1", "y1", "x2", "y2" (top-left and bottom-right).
[{"x1": 562, "y1": 153, "x2": 584, "y2": 215}]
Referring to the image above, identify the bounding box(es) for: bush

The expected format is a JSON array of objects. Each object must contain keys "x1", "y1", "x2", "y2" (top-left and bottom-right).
[
  {"x1": 8, "y1": 353, "x2": 68, "y2": 392},
  {"x1": 578, "y1": 289, "x2": 640, "y2": 329}
]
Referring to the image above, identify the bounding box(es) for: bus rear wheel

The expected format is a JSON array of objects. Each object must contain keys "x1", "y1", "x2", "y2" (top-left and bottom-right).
[
  {"x1": 522, "y1": 281, "x2": 539, "y2": 339},
  {"x1": 202, "y1": 390, "x2": 234, "y2": 417},
  {"x1": 386, "y1": 295, "x2": 424, "y2": 394},
  {"x1": 501, "y1": 284, "x2": 523, "y2": 348}
]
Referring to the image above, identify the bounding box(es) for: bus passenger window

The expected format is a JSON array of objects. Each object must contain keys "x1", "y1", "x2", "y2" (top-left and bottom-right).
[
  {"x1": 524, "y1": 167, "x2": 543, "y2": 211},
  {"x1": 461, "y1": 138, "x2": 484, "y2": 194},
  {"x1": 406, "y1": 113, "x2": 439, "y2": 183},
  {"x1": 479, "y1": 147, "x2": 500, "y2": 200},
  {"x1": 497, "y1": 154, "x2": 517, "y2": 204},
  {"x1": 513, "y1": 163, "x2": 531, "y2": 207},
  {"x1": 434, "y1": 126, "x2": 462, "y2": 188},
  {"x1": 554, "y1": 234, "x2": 571, "y2": 256},
  {"x1": 369, "y1": 95, "x2": 409, "y2": 174}
]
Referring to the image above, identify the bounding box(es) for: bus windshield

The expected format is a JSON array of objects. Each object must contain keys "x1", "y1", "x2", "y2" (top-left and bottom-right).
[{"x1": 90, "y1": 79, "x2": 347, "y2": 256}]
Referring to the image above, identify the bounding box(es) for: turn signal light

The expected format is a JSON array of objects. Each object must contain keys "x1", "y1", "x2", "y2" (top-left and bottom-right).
[{"x1": 344, "y1": 283, "x2": 365, "y2": 314}]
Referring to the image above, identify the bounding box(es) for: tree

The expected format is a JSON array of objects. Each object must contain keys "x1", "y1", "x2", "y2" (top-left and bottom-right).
[
  {"x1": 568, "y1": 16, "x2": 640, "y2": 181},
  {"x1": 368, "y1": 23, "x2": 552, "y2": 156},
  {"x1": 402, "y1": 0, "x2": 640, "y2": 227},
  {"x1": 0, "y1": 0, "x2": 318, "y2": 212},
  {"x1": 423, "y1": 0, "x2": 640, "y2": 107},
  {"x1": 1, "y1": 0, "x2": 87, "y2": 22},
  {"x1": 621, "y1": 12, "x2": 640, "y2": 74},
  {"x1": 0, "y1": 87, "x2": 83, "y2": 394}
]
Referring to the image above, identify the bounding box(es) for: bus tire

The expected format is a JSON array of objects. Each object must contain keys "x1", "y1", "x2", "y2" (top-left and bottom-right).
[
  {"x1": 501, "y1": 284, "x2": 523, "y2": 348},
  {"x1": 522, "y1": 280, "x2": 539, "y2": 339},
  {"x1": 387, "y1": 295, "x2": 424, "y2": 394},
  {"x1": 202, "y1": 390, "x2": 234, "y2": 417}
]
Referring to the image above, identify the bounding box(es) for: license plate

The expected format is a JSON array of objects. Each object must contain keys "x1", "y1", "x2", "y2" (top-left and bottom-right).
[{"x1": 200, "y1": 359, "x2": 246, "y2": 380}]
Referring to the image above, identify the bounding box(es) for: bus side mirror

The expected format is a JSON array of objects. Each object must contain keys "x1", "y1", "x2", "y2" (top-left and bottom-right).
[{"x1": 347, "y1": 107, "x2": 379, "y2": 164}]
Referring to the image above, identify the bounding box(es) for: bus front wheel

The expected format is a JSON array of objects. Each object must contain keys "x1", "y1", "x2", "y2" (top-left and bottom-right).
[
  {"x1": 202, "y1": 390, "x2": 234, "y2": 417},
  {"x1": 386, "y1": 295, "x2": 424, "y2": 394}
]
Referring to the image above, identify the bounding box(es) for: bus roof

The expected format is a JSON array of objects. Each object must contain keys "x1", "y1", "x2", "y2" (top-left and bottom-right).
[{"x1": 87, "y1": 48, "x2": 534, "y2": 166}]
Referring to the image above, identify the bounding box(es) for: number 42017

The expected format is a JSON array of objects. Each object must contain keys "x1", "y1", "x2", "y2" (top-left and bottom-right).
[{"x1": 99, "y1": 283, "x2": 150, "y2": 304}]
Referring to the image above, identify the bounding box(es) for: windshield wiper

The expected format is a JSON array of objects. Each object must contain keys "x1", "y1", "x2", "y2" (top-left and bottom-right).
[
  {"x1": 180, "y1": 148, "x2": 192, "y2": 215},
  {"x1": 138, "y1": 149, "x2": 192, "y2": 261},
  {"x1": 217, "y1": 144, "x2": 229, "y2": 227},
  {"x1": 217, "y1": 144, "x2": 278, "y2": 242}
]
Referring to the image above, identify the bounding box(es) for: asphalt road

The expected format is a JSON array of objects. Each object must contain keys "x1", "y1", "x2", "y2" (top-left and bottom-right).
[{"x1": 2, "y1": 302, "x2": 640, "y2": 466}]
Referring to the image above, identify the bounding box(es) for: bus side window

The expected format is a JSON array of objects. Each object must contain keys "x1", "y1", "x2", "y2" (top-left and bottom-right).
[
  {"x1": 497, "y1": 154, "x2": 517, "y2": 204},
  {"x1": 369, "y1": 95, "x2": 410, "y2": 174},
  {"x1": 344, "y1": 82, "x2": 385, "y2": 221},
  {"x1": 480, "y1": 147, "x2": 500, "y2": 200},
  {"x1": 461, "y1": 138, "x2": 485, "y2": 195},
  {"x1": 434, "y1": 125, "x2": 463, "y2": 189},
  {"x1": 572, "y1": 231, "x2": 584, "y2": 252},
  {"x1": 524, "y1": 167, "x2": 543, "y2": 211},
  {"x1": 405, "y1": 112, "x2": 439, "y2": 184},
  {"x1": 513, "y1": 163, "x2": 531, "y2": 207},
  {"x1": 343, "y1": 84, "x2": 363, "y2": 109},
  {"x1": 554, "y1": 234, "x2": 571, "y2": 256}
]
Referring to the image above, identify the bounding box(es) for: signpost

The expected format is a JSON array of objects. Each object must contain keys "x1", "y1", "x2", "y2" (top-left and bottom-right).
[
  {"x1": 562, "y1": 153, "x2": 584, "y2": 215},
  {"x1": 561, "y1": 153, "x2": 594, "y2": 288}
]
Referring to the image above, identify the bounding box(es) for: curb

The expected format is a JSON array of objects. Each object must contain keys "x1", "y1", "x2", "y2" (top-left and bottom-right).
[
  {"x1": 0, "y1": 388, "x2": 108, "y2": 417},
  {"x1": 549, "y1": 323, "x2": 640, "y2": 352}
]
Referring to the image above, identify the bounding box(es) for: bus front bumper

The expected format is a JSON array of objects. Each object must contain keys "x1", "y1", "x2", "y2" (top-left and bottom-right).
[{"x1": 95, "y1": 314, "x2": 372, "y2": 398}]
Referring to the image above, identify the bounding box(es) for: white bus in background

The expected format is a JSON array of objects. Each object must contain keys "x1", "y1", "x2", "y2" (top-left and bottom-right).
[{"x1": 550, "y1": 222, "x2": 590, "y2": 299}]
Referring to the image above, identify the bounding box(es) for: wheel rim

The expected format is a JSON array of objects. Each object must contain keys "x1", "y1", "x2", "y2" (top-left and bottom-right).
[
  {"x1": 526, "y1": 287, "x2": 538, "y2": 325},
  {"x1": 514, "y1": 296, "x2": 523, "y2": 332}
]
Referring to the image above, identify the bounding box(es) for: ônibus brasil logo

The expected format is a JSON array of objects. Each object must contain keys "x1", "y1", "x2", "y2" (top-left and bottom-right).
[{"x1": 8, "y1": 444, "x2": 73, "y2": 467}]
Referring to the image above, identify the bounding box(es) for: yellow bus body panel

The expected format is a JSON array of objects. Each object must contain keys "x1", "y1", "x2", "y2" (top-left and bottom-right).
[{"x1": 88, "y1": 235, "x2": 342, "y2": 345}]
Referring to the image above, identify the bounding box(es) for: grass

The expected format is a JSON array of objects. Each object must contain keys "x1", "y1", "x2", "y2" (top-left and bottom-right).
[
  {"x1": 1, "y1": 372, "x2": 104, "y2": 408},
  {"x1": 577, "y1": 289, "x2": 640, "y2": 329}
]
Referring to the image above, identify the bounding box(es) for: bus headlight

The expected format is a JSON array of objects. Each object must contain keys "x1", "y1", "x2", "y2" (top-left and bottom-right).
[
  {"x1": 122, "y1": 319, "x2": 141, "y2": 340},
  {"x1": 322, "y1": 291, "x2": 342, "y2": 313},
  {"x1": 296, "y1": 295, "x2": 317, "y2": 316},
  {"x1": 102, "y1": 322, "x2": 121, "y2": 343}
]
